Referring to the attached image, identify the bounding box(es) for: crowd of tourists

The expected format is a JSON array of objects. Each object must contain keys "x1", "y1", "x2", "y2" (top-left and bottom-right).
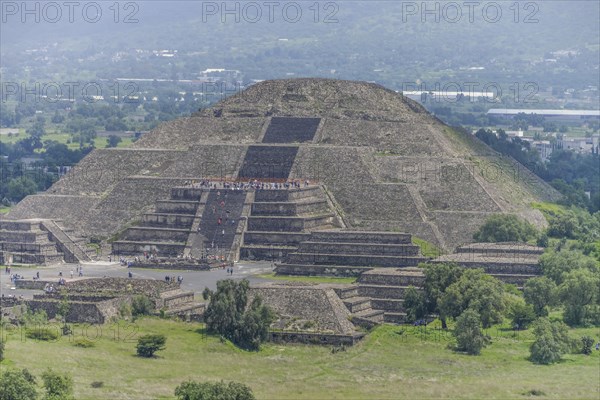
[{"x1": 188, "y1": 179, "x2": 310, "y2": 190}]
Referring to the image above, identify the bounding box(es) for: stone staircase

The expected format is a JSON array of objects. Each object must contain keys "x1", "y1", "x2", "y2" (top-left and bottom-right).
[
  {"x1": 334, "y1": 285, "x2": 385, "y2": 328},
  {"x1": 155, "y1": 288, "x2": 205, "y2": 321},
  {"x1": 40, "y1": 220, "x2": 92, "y2": 262},
  {"x1": 112, "y1": 186, "x2": 203, "y2": 257},
  {"x1": 239, "y1": 186, "x2": 339, "y2": 261},
  {"x1": 0, "y1": 220, "x2": 64, "y2": 265},
  {"x1": 275, "y1": 231, "x2": 428, "y2": 276}
]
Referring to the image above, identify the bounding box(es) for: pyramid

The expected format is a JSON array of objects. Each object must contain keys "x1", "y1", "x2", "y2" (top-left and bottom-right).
[{"x1": 4, "y1": 78, "x2": 560, "y2": 250}]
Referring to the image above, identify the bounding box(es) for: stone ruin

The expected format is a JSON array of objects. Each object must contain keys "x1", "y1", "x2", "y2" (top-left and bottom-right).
[{"x1": 3, "y1": 277, "x2": 204, "y2": 324}]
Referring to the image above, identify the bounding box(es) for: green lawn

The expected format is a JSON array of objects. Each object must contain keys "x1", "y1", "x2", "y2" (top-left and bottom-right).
[
  {"x1": 0, "y1": 206, "x2": 11, "y2": 214},
  {"x1": 257, "y1": 273, "x2": 357, "y2": 285},
  {"x1": 2, "y1": 318, "x2": 599, "y2": 399}
]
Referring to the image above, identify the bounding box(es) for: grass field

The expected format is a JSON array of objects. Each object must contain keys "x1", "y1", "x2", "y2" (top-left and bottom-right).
[{"x1": 1, "y1": 318, "x2": 598, "y2": 399}]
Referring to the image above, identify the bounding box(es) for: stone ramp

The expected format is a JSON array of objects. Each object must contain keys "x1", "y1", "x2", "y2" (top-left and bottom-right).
[
  {"x1": 238, "y1": 145, "x2": 299, "y2": 180},
  {"x1": 262, "y1": 117, "x2": 321, "y2": 143}
]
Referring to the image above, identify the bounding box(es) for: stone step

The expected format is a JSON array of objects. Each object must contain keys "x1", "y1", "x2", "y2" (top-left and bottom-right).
[
  {"x1": 141, "y1": 213, "x2": 195, "y2": 228},
  {"x1": 0, "y1": 251, "x2": 64, "y2": 265},
  {"x1": 358, "y1": 284, "x2": 415, "y2": 299},
  {"x1": 122, "y1": 227, "x2": 191, "y2": 242},
  {"x1": 170, "y1": 187, "x2": 204, "y2": 201},
  {"x1": 353, "y1": 308, "x2": 385, "y2": 320},
  {"x1": 358, "y1": 268, "x2": 425, "y2": 286},
  {"x1": 297, "y1": 242, "x2": 421, "y2": 256},
  {"x1": 112, "y1": 240, "x2": 186, "y2": 256},
  {"x1": 308, "y1": 231, "x2": 413, "y2": 244},
  {"x1": 285, "y1": 252, "x2": 426, "y2": 267},
  {"x1": 247, "y1": 214, "x2": 334, "y2": 232},
  {"x1": 243, "y1": 231, "x2": 310, "y2": 246},
  {"x1": 253, "y1": 186, "x2": 321, "y2": 202},
  {"x1": 370, "y1": 298, "x2": 405, "y2": 312},
  {"x1": 383, "y1": 312, "x2": 408, "y2": 324},
  {"x1": 274, "y1": 263, "x2": 372, "y2": 277},
  {"x1": 334, "y1": 285, "x2": 360, "y2": 299},
  {"x1": 342, "y1": 296, "x2": 372, "y2": 313},
  {"x1": 250, "y1": 200, "x2": 329, "y2": 216},
  {"x1": 155, "y1": 200, "x2": 199, "y2": 214},
  {"x1": 239, "y1": 245, "x2": 297, "y2": 261}
]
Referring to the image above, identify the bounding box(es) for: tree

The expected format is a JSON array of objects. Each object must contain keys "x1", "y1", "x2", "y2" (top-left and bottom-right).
[
  {"x1": 175, "y1": 380, "x2": 255, "y2": 400},
  {"x1": 131, "y1": 295, "x2": 154, "y2": 319},
  {"x1": 0, "y1": 338, "x2": 4, "y2": 361},
  {"x1": 523, "y1": 276, "x2": 557, "y2": 317},
  {"x1": 506, "y1": 296, "x2": 536, "y2": 330},
  {"x1": 203, "y1": 279, "x2": 274, "y2": 350},
  {"x1": 559, "y1": 269, "x2": 600, "y2": 326},
  {"x1": 422, "y1": 263, "x2": 463, "y2": 329},
  {"x1": 453, "y1": 309, "x2": 488, "y2": 355},
  {"x1": 581, "y1": 336, "x2": 594, "y2": 355},
  {"x1": 530, "y1": 318, "x2": 572, "y2": 365},
  {"x1": 41, "y1": 369, "x2": 74, "y2": 400},
  {"x1": 539, "y1": 249, "x2": 599, "y2": 284},
  {"x1": 0, "y1": 369, "x2": 38, "y2": 400},
  {"x1": 439, "y1": 269, "x2": 505, "y2": 328},
  {"x1": 403, "y1": 286, "x2": 427, "y2": 323},
  {"x1": 473, "y1": 214, "x2": 538, "y2": 243},
  {"x1": 7, "y1": 177, "x2": 38, "y2": 202},
  {"x1": 107, "y1": 135, "x2": 122, "y2": 148},
  {"x1": 136, "y1": 334, "x2": 167, "y2": 357}
]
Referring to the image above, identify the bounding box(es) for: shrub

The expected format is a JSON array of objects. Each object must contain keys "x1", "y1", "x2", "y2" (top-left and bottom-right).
[
  {"x1": 175, "y1": 380, "x2": 255, "y2": 400},
  {"x1": 530, "y1": 318, "x2": 572, "y2": 364},
  {"x1": 136, "y1": 334, "x2": 166, "y2": 357},
  {"x1": 0, "y1": 369, "x2": 38, "y2": 400},
  {"x1": 72, "y1": 338, "x2": 95, "y2": 348},
  {"x1": 25, "y1": 327, "x2": 59, "y2": 341},
  {"x1": 0, "y1": 338, "x2": 4, "y2": 361},
  {"x1": 453, "y1": 309, "x2": 488, "y2": 355},
  {"x1": 581, "y1": 336, "x2": 594, "y2": 355},
  {"x1": 90, "y1": 381, "x2": 104, "y2": 388},
  {"x1": 131, "y1": 295, "x2": 154, "y2": 318},
  {"x1": 41, "y1": 369, "x2": 74, "y2": 400}
]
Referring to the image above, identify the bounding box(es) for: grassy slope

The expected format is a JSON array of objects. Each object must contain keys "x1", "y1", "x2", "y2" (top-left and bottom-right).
[{"x1": 2, "y1": 318, "x2": 599, "y2": 399}]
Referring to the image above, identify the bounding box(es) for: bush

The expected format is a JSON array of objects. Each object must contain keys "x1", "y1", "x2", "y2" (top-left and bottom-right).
[
  {"x1": 530, "y1": 318, "x2": 572, "y2": 364},
  {"x1": 0, "y1": 338, "x2": 4, "y2": 361},
  {"x1": 175, "y1": 380, "x2": 255, "y2": 400},
  {"x1": 0, "y1": 369, "x2": 38, "y2": 400},
  {"x1": 131, "y1": 295, "x2": 154, "y2": 318},
  {"x1": 136, "y1": 334, "x2": 166, "y2": 357},
  {"x1": 25, "y1": 327, "x2": 59, "y2": 341},
  {"x1": 72, "y1": 338, "x2": 95, "y2": 348},
  {"x1": 581, "y1": 336, "x2": 594, "y2": 355},
  {"x1": 41, "y1": 369, "x2": 74, "y2": 400},
  {"x1": 473, "y1": 214, "x2": 538, "y2": 243},
  {"x1": 453, "y1": 309, "x2": 488, "y2": 355}
]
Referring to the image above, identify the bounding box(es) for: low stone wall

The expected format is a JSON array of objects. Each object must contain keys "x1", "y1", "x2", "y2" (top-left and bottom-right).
[
  {"x1": 297, "y1": 242, "x2": 420, "y2": 256},
  {"x1": 275, "y1": 264, "x2": 371, "y2": 277},
  {"x1": 243, "y1": 232, "x2": 310, "y2": 246},
  {"x1": 141, "y1": 214, "x2": 195, "y2": 228},
  {"x1": 112, "y1": 241, "x2": 186, "y2": 256},
  {"x1": 122, "y1": 227, "x2": 190, "y2": 242},
  {"x1": 269, "y1": 331, "x2": 363, "y2": 346}
]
